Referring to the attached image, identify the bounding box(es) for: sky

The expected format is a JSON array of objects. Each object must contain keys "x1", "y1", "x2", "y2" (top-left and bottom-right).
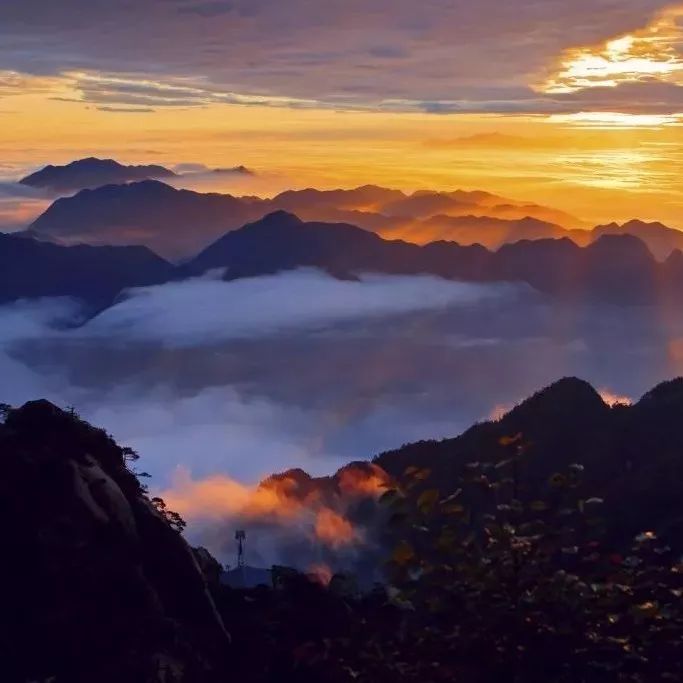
[{"x1": 4, "y1": 1, "x2": 683, "y2": 225}]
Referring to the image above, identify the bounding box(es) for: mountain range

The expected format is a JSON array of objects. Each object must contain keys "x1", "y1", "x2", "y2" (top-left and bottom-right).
[
  {"x1": 185, "y1": 211, "x2": 683, "y2": 305},
  {"x1": 24, "y1": 177, "x2": 683, "y2": 263},
  {"x1": 7, "y1": 210, "x2": 683, "y2": 308},
  {"x1": 267, "y1": 375, "x2": 683, "y2": 551},
  {"x1": 0, "y1": 230, "x2": 173, "y2": 309},
  {"x1": 19, "y1": 158, "x2": 177, "y2": 193}
]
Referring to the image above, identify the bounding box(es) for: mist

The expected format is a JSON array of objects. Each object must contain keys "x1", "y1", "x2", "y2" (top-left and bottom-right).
[{"x1": 2, "y1": 268, "x2": 683, "y2": 569}]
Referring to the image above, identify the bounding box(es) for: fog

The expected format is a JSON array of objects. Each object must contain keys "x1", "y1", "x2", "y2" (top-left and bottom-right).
[
  {"x1": 0, "y1": 182, "x2": 52, "y2": 232},
  {"x1": 2, "y1": 268, "x2": 683, "y2": 569}
]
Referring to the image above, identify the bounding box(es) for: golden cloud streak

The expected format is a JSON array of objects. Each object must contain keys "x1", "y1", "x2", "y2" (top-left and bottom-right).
[{"x1": 542, "y1": 6, "x2": 683, "y2": 94}]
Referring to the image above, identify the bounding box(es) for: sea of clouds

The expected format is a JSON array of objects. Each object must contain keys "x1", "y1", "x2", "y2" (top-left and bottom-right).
[{"x1": 2, "y1": 268, "x2": 682, "y2": 567}]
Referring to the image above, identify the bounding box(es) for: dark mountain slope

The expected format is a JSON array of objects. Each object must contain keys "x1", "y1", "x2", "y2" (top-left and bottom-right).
[
  {"x1": 187, "y1": 212, "x2": 683, "y2": 305},
  {"x1": 185, "y1": 210, "x2": 492, "y2": 281},
  {"x1": 374, "y1": 376, "x2": 683, "y2": 546},
  {"x1": 20, "y1": 157, "x2": 176, "y2": 193},
  {"x1": 0, "y1": 400, "x2": 230, "y2": 682},
  {"x1": 0, "y1": 231, "x2": 174, "y2": 309},
  {"x1": 592, "y1": 219, "x2": 683, "y2": 261}
]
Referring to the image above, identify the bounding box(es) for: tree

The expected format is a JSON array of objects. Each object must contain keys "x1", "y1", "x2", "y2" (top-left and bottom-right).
[
  {"x1": 376, "y1": 435, "x2": 683, "y2": 682},
  {"x1": 151, "y1": 496, "x2": 187, "y2": 533}
]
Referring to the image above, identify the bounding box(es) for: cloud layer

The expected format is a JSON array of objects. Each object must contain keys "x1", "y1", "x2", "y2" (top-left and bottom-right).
[
  {"x1": 0, "y1": 0, "x2": 679, "y2": 114},
  {"x1": 3, "y1": 269, "x2": 683, "y2": 567}
]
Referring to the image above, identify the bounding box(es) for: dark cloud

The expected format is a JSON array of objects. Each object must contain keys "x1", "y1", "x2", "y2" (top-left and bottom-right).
[
  {"x1": 177, "y1": 1, "x2": 235, "y2": 17},
  {"x1": 96, "y1": 106, "x2": 155, "y2": 113}
]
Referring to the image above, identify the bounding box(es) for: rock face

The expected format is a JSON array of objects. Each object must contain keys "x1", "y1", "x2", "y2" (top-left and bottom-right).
[{"x1": 0, "y1": 401, "x2": 230, "y2": 683}]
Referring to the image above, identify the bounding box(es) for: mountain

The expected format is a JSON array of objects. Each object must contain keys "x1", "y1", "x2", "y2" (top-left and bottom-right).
[
  {"x1": 10, "y1": 209, "x2": 683, "y2": 307},
  {"x1": 28, "y1": 182, "x2": 585, "y2": 260},
  {"x1": 20, "y1": 157, "x2": 176, "y2": 193},
  {"x1": 186, "y1": 212, "x2": 683, "y2": 305},
  {"x1": 0, "y1": 399, "x2": 230, "y2": 682},
  {"x1": 497, "y1": 233, "x2": 666, "y2": 303},
  {"x1": 271, "y1": 187, "x2": 584, "y2": 228},
  {"x1": 29, "y1": 180, "x2": 266, "y2": 261},
  {"x1": 0, "y1": 231, "x2": 174, "y2": 309},
  {"x1": 373, "y1": 376, "x2": 683, "y2": 548},
  {"x1": 271, "y1": 185, "x2": 406, "y2": 212},
  {"x1": 419, "y1": 214, "x2": 567, "y2": 248},
  {"x1": 591, "y1": 219, "x2": 683, "y2": 261},
  {"x1": 186, "y1": 210, "x2": 420, "y2": 278}
]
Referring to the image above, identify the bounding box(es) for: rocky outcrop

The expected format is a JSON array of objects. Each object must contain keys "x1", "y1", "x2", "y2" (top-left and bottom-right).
[{"x1": 0, "y1": 400, "x2": 230, "y2": 683}]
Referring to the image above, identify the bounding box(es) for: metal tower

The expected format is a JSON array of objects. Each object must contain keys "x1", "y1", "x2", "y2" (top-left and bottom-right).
[{"x1": 235, "y1": 529, "x2": 246, "y2": 568}]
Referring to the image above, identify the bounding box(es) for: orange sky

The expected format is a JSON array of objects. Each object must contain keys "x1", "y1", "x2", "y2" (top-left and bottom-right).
[{"x1": 3, "y1": 2, "x2": 683, "y2": 228}]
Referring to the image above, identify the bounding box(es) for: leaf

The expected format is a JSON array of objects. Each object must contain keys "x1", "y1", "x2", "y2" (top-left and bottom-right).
[
  {"x1": 417, "y1": 488, "x2": 440, "y2": 514},
  {"x1": 499, "y1": 433, "x2": 523, "y2": 447},
  {"x1": 413, "y1": 468, "x2": 432, "y2": 481},
  {"x1": 379, "y1": 489, "x2": 403, "y2": 506},
  {"x1": 442, "y1": 502, "x2": 465, "y2": 515}
]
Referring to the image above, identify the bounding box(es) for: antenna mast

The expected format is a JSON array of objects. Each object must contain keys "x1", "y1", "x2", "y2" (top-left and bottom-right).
[{"x1": 235, "y1": 530, "x2": 246, "y2": 568}]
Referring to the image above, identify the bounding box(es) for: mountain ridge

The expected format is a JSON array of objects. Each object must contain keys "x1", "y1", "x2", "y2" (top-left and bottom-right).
[{"x1": 20, "y1": 157, "x2": 177, "y2": 193}]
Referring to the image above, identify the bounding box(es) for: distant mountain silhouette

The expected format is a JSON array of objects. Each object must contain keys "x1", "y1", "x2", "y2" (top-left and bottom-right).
[
  {"x1": 0, "y1": 400, "x2": 230, "y2": 682},
  {"x1": 186, "y1": 212, "x2": 683, "y2": 304},
  {"x1": 28, "y1": 182, "x2": 585, "y2": 260},
  {"x1": 590, "y1": 219, "x2": 683, "y2": 260},
  {"x1": 271, "y1": 187, "x2": 584, "y2": 229},
  {"x1": 420, "y1": 214, "x2": 567, "y2": 248},
  {"x1": 20, "y1": 157, "x2": 176, "y2": 193},
  {"x1": 8, "y1": 208, "x2": 683, "y2": 307},
  {"x1": 29, "y1": 180, "x2": 266, "y2": 260},
  {"x1": 210, "y1": 165, "x2": 254, "y2": 176},
  {"x1": 0, "y1": 231, "x2": 173, "y2": 309},
  {"x1": 271, "y1": 185, "x2": 406, "y2": 212}
]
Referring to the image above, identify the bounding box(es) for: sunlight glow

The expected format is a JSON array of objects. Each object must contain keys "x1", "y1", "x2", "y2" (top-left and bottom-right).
[
  {"x1": 543, "y1": 7, "x2": 683, "y2": 93},
  {"x1": 549, "y1": 112, "x2": 683, "y2": 129}
]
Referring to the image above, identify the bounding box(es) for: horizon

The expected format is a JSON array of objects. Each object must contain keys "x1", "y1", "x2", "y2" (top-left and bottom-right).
[{"x1": 3, "y1": 1, "x2": 683, "y2": 230}]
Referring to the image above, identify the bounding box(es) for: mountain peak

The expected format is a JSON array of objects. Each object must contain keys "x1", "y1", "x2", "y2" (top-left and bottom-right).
[
  {"x1": 254, "y1": 210, "x2": 304, "y2": 227},
  {"x1": 503, "y1": 377, "x2": 608, "y2": 426},
  {"x1": 589, "y1": 232, "x2": 653, "y2": 258},
  {"x1": 20, "y1": 158, "x2": 176, "y2": 192}
]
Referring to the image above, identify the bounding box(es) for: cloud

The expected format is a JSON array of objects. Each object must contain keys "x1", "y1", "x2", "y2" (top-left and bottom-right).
[
  {"x1": 96, "y1": 105, "x2": 155, "y2": 113},
  {"x1": 78, "y1": 269, "x2": 511, "y2": 347},
  {"x1": 0, "y1": 0, "x2": 675, "y2": 113},
  {"x1": 0, "y1": 182, "x2": 52, "y2": 232},
  {"x1": 177, "y1": 1, "x2": 235, "y2": 17},
  {"x1": 3, "y1": 269, "x2": 683, "y2": 569}
]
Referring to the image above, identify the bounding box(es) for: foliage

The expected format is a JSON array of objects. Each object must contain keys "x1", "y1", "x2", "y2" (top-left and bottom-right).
[
  {"x1": 151, "y1": 495, "x2": 187, "y2": 533},
  {"x1": 376, "y1": 435, "x2": 683, "y2": 682},
  {"x1": 215, "y1": 436, "x2": 683, "y2": 683}
]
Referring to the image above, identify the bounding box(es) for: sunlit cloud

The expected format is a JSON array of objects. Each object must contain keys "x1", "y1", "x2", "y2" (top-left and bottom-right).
[
  {"x1": 543, "y1": 6, "x2": 683, "y2": 94},
  {"x1": 598, "y1": 389, "x2": 633, "y2": 407},
  {"x1": 548, "y1": 111, "x2": 683, "y2": 129}
]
